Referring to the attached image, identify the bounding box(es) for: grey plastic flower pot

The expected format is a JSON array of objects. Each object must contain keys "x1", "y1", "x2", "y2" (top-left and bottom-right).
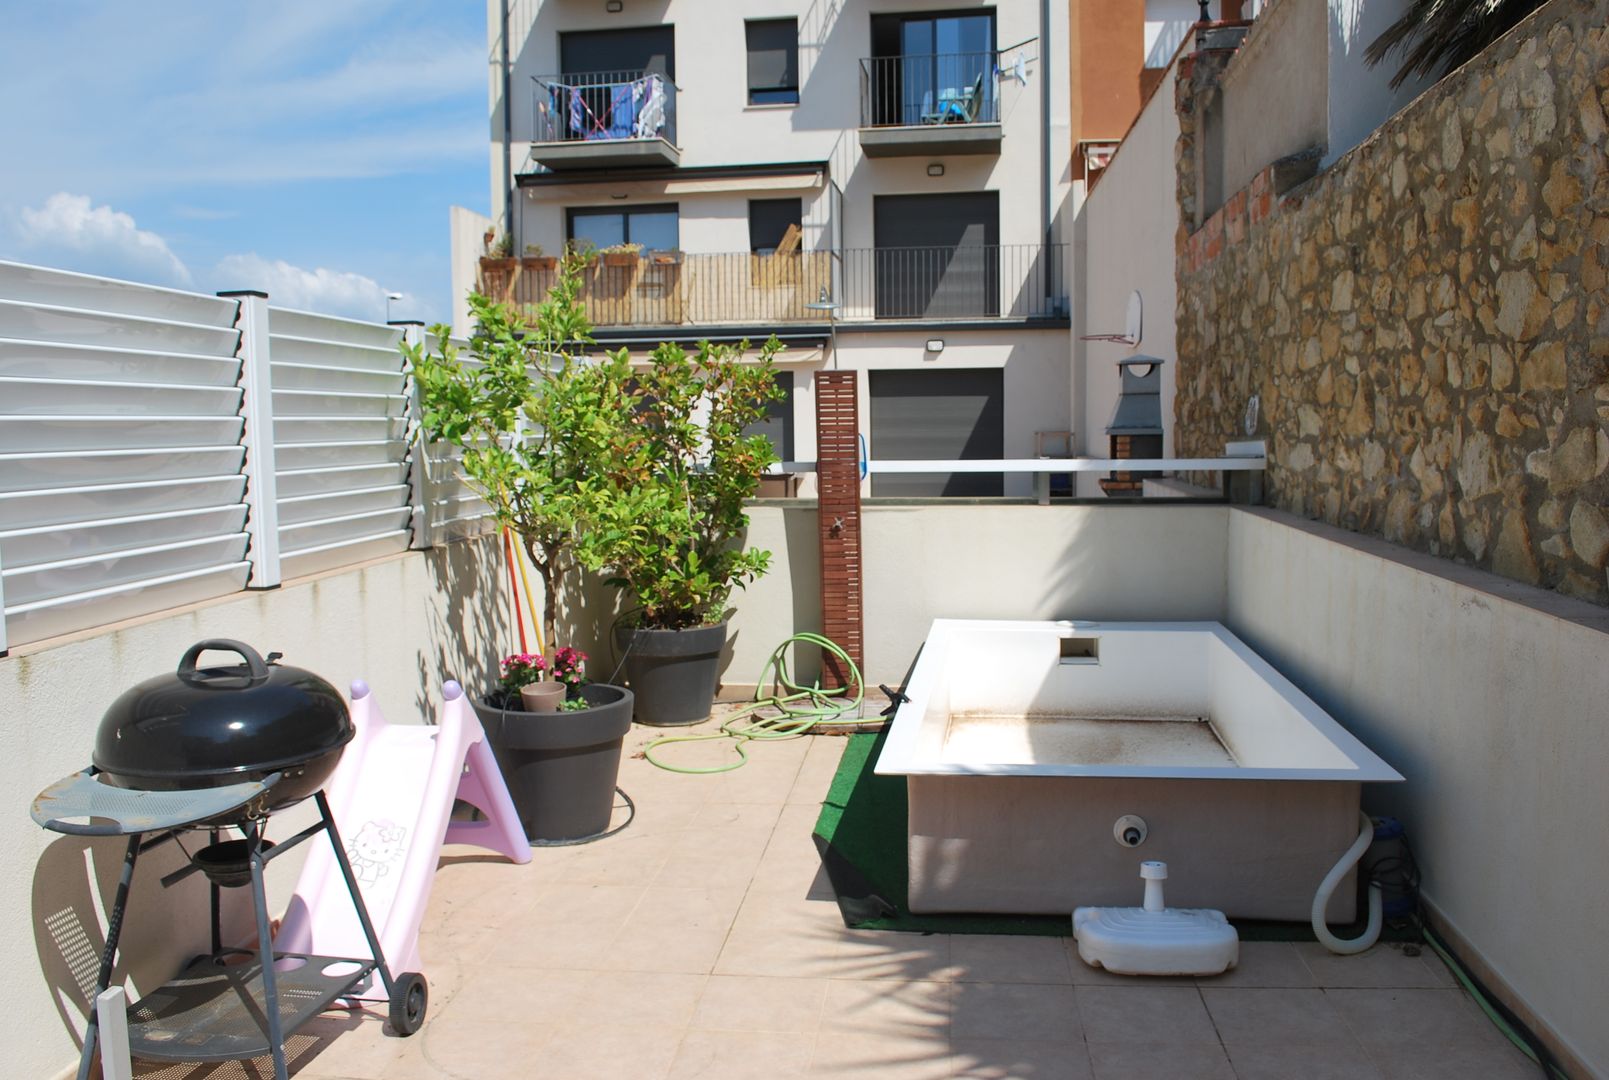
[
  {"x1": 616, "y1": 622, "x2": 728, "y2": 727},
  {"x1": 473, "y1": 684, "x2": 633, "y2": 843}
]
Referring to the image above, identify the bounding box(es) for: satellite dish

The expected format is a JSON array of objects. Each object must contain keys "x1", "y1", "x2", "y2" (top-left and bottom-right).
[{"x1": 1079, "y1": 289, "x2": 1143, "y2": 347}]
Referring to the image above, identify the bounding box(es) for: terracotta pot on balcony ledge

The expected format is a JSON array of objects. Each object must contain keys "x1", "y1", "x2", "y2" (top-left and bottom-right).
[
  {"x1": 600, "y1": 251, "x2": 641, "y2": 268},
  {"x1": 521, "y1": 256, "x2": 558, "y2": 272}
]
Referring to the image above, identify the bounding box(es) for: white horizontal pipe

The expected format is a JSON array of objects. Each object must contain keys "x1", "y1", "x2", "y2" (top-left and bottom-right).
[{"x1": 767, "y1": 456, "x2": 1267, "y2": 474}]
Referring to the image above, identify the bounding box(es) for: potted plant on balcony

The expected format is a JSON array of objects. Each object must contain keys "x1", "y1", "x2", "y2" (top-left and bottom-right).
[
  {"x1": 598, "y1": 242, "x2": 642, "y2": 268},
  {"x1": 521, "y1": 243, "x2": 558, "y2": 273},
  {"x1": 580, "y1": 337, "x2": 786, "y2": 725},
  {"x1": 408, "y1": 254, "x2": 635, "y2": 843}
]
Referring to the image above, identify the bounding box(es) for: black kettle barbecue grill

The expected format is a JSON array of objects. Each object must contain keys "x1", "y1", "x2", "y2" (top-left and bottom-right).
[{"x1": 31, "y1": 640, "x2": 427, "y2": 1080}]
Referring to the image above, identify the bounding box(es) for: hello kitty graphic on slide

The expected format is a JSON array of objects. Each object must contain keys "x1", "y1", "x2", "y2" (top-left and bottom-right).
[{"x1": 346, "y1": 820, "x2": 409, "y2": 885}]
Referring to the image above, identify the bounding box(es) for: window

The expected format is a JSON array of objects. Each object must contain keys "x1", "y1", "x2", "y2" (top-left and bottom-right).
[
  {"x1": 748, "y1": 199, "x2": 803, "y2": 255},
  {"x1": 560, "y1": 26, "x2": 675, "y2": 79},
  {"x1": 745, "y1": 19, "x2": 799, "y2": 105},
  {"x1": 869, "y1": 369, "x2": 1004, "y2": 497},
  {"x1": 873, "y1": 192, "x2": 1000, "y2": 318},
  {"x1": 567, "y1": 204, "x2": 680, "y2": 253},
  {"x1": 868, "y1": 10, "x2": 996, "y2": 126},
  {"x1": 742, "y1": 372, "x2": 795, "y2": 461}
]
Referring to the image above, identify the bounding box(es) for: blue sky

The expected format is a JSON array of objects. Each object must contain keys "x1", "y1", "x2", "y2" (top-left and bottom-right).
[{"x1": 0, "y1": 2, "x2": 489, "y2": 323}]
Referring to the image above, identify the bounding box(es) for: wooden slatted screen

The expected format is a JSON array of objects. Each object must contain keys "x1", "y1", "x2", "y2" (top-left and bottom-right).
[{"x1": 815, "y1": 371, "x2": 863, "y2": 689}]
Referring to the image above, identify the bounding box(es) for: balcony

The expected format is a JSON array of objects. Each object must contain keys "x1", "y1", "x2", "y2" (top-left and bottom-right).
[
  {"x1": 858, "y1": 52, "x2": 1003, "y2": 158},
  {"x1": 479, "y1": 244, "x2": 1067, "y2": 330},
  {"x1": 528, "y1": 71, "x2": 679, "y2": 171}
]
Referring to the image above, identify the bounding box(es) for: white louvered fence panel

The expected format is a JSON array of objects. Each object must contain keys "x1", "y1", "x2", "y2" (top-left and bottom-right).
[
  {"x1": 267, "y1": 307, "x2": 414, "y2": 580},
  {"x1": 0, "y1": 262, "x2": 252, "y2": 647}
]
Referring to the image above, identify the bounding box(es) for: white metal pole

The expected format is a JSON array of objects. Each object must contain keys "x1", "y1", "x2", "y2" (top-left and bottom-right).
[
  {"x1": 397, "y1": 322, "x2": 433, "y2": 549},
  {"x1": 95, "y1": 986, "x2": 133, "y2": 1080},
  {"x1": 0, "y1": 533, "x2": 9, "y2": 656},
  {"x1": 220, "y1": 290, "x2": 281, "y2": 589}
]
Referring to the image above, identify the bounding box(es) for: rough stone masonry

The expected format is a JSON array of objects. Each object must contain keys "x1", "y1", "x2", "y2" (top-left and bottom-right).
[{"x1": 1174, "y1": 0, "x2": 1608, "y2": 602}]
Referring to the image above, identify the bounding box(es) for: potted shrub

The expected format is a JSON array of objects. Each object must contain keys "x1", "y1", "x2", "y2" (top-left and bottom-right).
[
  {"x1": 408, "y1": 254, "x2": 634, "y2": 843},
  {"x1": 580, "y1": 337, "x2": 785, "y2": 725}
]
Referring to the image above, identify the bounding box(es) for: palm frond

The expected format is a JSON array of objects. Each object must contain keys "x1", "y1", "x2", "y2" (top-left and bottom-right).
[{"x1": 1364, "y1": 0, "x2": 1546, "y2": 90}]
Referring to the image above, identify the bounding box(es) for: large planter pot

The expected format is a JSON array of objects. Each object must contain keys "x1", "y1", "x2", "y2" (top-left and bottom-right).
[
  {"x1": 616, "y1": 622, "x2": 728, "y2": 727},
  {"x1": 473, "y1": 684, "x2": 633, "y2": 843}
]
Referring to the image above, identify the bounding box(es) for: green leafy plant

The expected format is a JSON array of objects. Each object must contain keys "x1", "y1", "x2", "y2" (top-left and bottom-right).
[
  {"x1": 580, "y1": 337, "x2": 785, "y2": 630},
  {"x1": 407, "y1": 252, "x2": 627, "y2": 652},
  {"x1": 1365, "y1": 0, "x2": 1544, "y2": 89}
]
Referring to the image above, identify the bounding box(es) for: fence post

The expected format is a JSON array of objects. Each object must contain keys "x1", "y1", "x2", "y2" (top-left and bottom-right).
[
  {"x1": 397, "y1": 322, "x2": 434, "y2": 550},
  {"x1": 0, "y1": 535, "x2": 9, "y2": 656},
  {"x1": 220, "y1": 290, "x2": 280, "y2": 589}
]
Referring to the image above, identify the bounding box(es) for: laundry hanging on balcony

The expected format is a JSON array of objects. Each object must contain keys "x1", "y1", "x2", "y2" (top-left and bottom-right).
[{"x1": 551, "y1": 74, "x2": 668, "y2": 142}]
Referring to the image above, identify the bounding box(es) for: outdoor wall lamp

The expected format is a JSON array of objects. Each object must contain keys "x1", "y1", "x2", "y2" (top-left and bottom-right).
[
  {"x1": 927, "y1": 163, "x2": 945, "y2": 177},
  {"x1": 606, "y1": 1, "x2": 624, "y2": 13},
  {"x1": 925, "y1": 339, "x2": 945, "y2": 354}
]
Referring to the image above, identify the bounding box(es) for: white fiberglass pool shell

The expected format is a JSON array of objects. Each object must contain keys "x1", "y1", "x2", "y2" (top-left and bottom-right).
[
  {"x1": 876, "y1": 620, "x2": 1403, "y2": 781},
  {"x1": 876, "y1": 620, "x2": 1403, "y2": 919}
]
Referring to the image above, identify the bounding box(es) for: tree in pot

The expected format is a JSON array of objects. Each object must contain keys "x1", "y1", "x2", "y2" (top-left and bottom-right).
[
  {"x1": 407, "y1": 255, "x2": 635, "y2": 842},
  {"x1": 581, "y1": 336, "x2": 785, "y2": 725}
]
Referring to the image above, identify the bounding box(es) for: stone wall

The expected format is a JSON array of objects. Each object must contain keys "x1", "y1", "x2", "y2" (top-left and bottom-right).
[{"x1": 1174, "y1": 0, "x2": 1609, "y2": 602}]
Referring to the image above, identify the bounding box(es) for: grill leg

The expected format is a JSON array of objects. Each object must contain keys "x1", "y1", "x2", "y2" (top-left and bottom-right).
[
  {"x1": 77, "y1": 834, "x2": 142, "y2": 1080},
  {"x1": 247, "y1": 822, "x2": 289, "y2": 1080},
  {"x1": 316, "y1": 790, "x2": 397, "y2": 998}
]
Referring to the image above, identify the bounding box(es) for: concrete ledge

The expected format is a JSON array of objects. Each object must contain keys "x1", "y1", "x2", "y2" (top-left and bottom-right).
[
  {"x1": 529, "y1": 137, "x2": 680, "y2": 171},
  {"x1": 859, "y1": 123, "x2": 1003, "y2": 158}
]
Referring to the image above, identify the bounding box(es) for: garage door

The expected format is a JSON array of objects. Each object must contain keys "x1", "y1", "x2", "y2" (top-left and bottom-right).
[{"x1": 869, "y1": 369, "x2": 1003, "y2": 497}]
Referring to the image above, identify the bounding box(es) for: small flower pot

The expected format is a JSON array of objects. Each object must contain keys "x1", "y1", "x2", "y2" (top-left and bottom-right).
[
  {"x1": 519, "y1": 680, "x2": 566, "y2": 713},
  {"x1": 522, "y1": 256, "x2": 558, "y2": 271},
  {"x1": 600, "y1": 251, "x2": 640, "y2": 267},
  {"x1": 474, "y1": 684, "x2": 634, "y2": 843}
]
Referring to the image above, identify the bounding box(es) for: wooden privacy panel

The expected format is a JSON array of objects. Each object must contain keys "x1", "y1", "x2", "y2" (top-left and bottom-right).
[{"x1": 815, "y1": 371, "x2": 863, "y2": 689}]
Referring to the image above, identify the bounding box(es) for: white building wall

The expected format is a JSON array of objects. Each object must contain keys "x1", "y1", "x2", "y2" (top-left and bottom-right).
[
  {"x1": 1325, "y1": 0, "x2": 1437, "y2": 165},
  {"x1": 1071, "y1": 54, "x2": 1181, "y2": 495}
]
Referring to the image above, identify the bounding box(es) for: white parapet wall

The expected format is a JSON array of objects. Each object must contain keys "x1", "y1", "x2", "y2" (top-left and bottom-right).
[
  {"x1": 5, "y1": 538, "x2": 517, "y2": 1080},
  {"x1": 1225, "y1": 507, "x2": 1609, "y2": 1077}
]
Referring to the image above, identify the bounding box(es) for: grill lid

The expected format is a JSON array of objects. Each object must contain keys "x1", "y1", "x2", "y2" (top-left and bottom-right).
[{"x1": 93, "y1": 639, "x2": 353, "y2": 790}]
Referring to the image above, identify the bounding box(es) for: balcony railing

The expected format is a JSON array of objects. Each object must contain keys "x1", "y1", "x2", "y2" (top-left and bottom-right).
[
  {"x1": 478, "y1": 244, "x2": 1066, "y2": 329},
  {"x1": 530, "y1": 70, "x2": 677, "y2": 146},
  {"x1": 859, "y1": 52, "x2": 999, "y2": 128}
]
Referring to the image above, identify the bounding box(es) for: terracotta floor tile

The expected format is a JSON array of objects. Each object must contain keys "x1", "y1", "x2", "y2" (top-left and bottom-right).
[
  {"x1": 1074, "y1": 987, "x2": 1218, "y2": 1045},
  {"x1": 1223, "y1": 1039, "x2": 1386, "y2": 1080},
  {"x1": 949, "y1": 934, "x2": 1074, "y2": 985},
  {"x1": 1085, "y1": 1041, "x2": 1236, "y2": 1080},
  {"x1": 950, "y1": 1038, "x2": 1095, "y2": 1080},
  {"x1": 950, "y1": 982, "x2": 1081, "y2": 1044},
  {"x1": 692, "y1": 975, "x2": 830, "y2": 1033},
  {"x1": 1294, "y1": 941, "x2": 1452, "y2": 989},
  {"x1": 1194, "y1": 941, "x2": 1315, "y2": 989},
  {"x1": 1199, "y1": 987, "x2": 1356, "y2": 1046},
  {"x1": 821, "y1": 977, "x2": 954, "y2": 1038},
  {"x1": 808, "y1": 1030, "x2": 955, "y2": 1079},
  {"x1": 1326, "y1": 988, "x2": 1538, "y2": 1079},
  {"x1": 669, "y1": 1029, "x2": 817, "y2": 1080}
]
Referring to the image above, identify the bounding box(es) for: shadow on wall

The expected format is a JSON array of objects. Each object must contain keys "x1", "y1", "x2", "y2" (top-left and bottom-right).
[
  {"x1": 31, "y1": 831, "x2": 248, "y2": 1056},
  {"x1": 420, "y1": 536, "x2": 520, "y2": 716}
]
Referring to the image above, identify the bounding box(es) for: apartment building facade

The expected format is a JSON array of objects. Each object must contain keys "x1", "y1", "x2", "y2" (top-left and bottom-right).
[{"x1": 458, "y1": 0, "x2": 1089, "y2": 497}]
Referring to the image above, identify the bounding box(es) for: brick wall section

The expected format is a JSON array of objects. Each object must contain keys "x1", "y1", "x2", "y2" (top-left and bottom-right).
[{"x1": 1174, "y1": 0, "x2": 1609, "y2": 602}]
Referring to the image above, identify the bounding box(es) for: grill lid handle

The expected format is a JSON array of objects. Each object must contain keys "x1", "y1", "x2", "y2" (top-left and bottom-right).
[{"x1": 177, "y1": 639, "x2": 271, "y2": 683}]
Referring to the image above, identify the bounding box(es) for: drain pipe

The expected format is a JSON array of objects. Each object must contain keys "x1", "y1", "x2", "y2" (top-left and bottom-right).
[
  {"x1": 1312, "y1": 812, "x2": 1383, "y2": 954},
  {"x1": 1038, "y1": 0, "x2": 1051, "y2": 261},
  {"x1": 500, "y1": 0, "x2": 515, "y2": 250}
]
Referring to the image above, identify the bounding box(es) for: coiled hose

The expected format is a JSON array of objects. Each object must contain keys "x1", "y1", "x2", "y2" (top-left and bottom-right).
[
  {"x1": 1311, "y1": 811, "x2": 1383, "y2": 954},
  {"x1": 643, "y1": 633, "x2": 881, "y2": 773}
]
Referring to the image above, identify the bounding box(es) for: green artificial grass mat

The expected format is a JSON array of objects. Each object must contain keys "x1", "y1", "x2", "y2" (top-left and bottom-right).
[{"x1": 811, "y1": 728, "x2": 1409, "y2": 942}]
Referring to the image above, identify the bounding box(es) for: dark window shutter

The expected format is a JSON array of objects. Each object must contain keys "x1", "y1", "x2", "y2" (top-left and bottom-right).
[{"x1": 746, "y1": 20, "x2": 798, "y2": 94}]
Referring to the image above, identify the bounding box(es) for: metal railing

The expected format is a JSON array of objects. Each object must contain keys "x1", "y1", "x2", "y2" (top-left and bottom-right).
[
  {"x1": 480, "y1": 250, "x2": 835, "y2": 327},
  {"x1": 480, "y1": 243, "x2": 1066, "y2": 327},
  {"x1": 840, "y1": 244, "x2": 1066, "y2": 321},
  {"x1": 531, "y1": 70, "x2": 677, "y2": 145},
  {"x1": 859, "y1": 52, "x2": 999, "y2": 128}
]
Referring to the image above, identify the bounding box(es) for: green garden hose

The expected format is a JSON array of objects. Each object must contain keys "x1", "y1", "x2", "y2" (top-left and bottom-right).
[{"x1": 642, "y1": 633, "x2": 881, "y2": 773}]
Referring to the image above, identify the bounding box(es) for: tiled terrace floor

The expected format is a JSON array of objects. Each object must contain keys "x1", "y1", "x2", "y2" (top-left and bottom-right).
[{"x1": 133, "y1": 716, "x2": 1535, "y2": 1080}]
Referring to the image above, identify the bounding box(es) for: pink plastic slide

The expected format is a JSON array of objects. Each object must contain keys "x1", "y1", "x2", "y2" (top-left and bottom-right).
[{"x1": 278, "y1": 679, "x2": 529, "y2": 998}]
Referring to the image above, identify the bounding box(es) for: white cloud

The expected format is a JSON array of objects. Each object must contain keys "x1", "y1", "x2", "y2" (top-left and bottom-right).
[
  {"x1": 212, "y1": 253, "x2": 416, "y2": 322},
  {"x1": 13, "y1": 193, "x2": 192, "y2": 288}
]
